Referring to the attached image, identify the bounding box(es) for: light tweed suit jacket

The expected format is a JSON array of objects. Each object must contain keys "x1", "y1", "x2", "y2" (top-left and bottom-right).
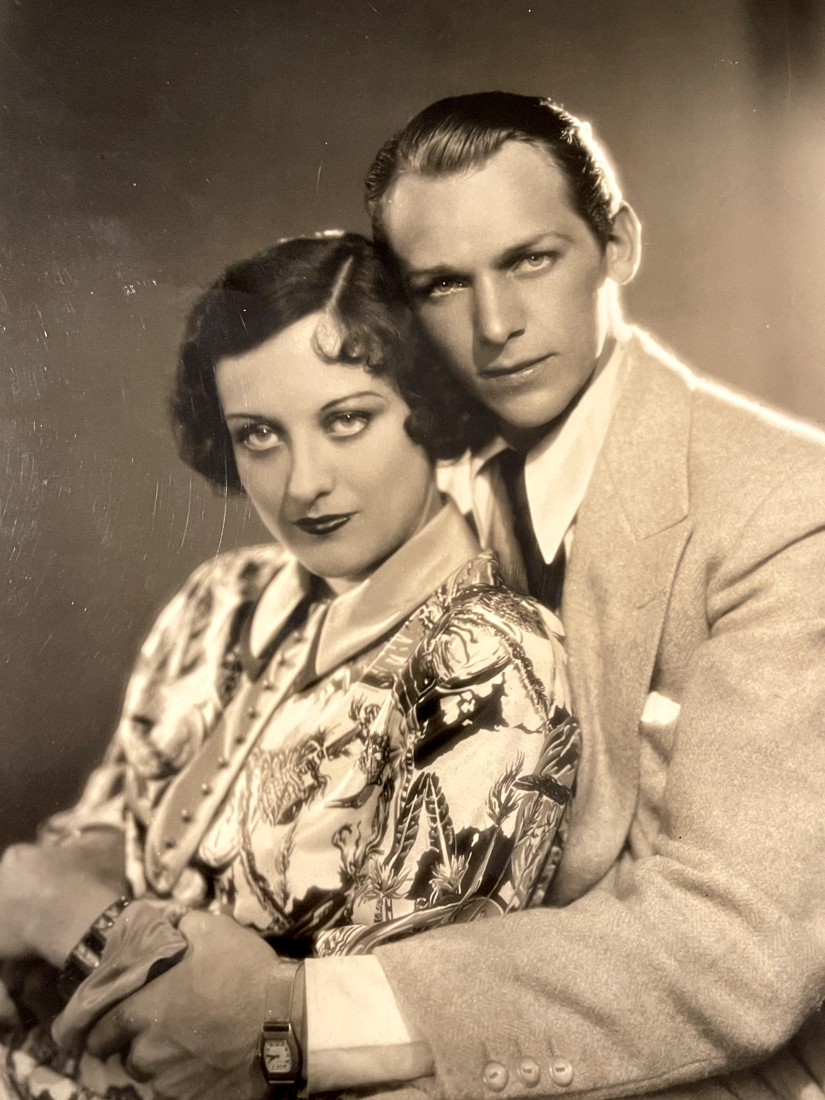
[{"x1": 368, "y1": 330, "x2": 825, "y2": 1100}]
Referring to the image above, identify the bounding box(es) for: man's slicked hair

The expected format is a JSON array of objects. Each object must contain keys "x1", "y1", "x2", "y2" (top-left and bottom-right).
[{"x1": 366, "y1": 91, "x2": 623, "y2": 248}]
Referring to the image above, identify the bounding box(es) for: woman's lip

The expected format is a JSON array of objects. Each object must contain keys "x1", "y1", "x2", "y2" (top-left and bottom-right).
[
  {"x1": 293, "y1": 513, "x2": 355, "y2": 536},
  {"x1": 480, "y1": 353, "x2": 555, "y2": 381}
]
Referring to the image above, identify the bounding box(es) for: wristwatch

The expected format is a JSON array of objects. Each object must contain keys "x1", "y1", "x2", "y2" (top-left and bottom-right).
[
  {"x1": 261, "y1": 1019, "x2": 301, "y2": 1087},
  {"x1": 259, "y1": 959, "x2": 305, "y2": 1092}
]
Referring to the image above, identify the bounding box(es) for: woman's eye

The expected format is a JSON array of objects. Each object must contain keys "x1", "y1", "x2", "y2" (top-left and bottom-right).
[
  {"x1": 327, "y1": 412, "x2": 370, "y2": 438},
  {"x1": 237, "y1": 424, "x2": 282, "y2": 452}
]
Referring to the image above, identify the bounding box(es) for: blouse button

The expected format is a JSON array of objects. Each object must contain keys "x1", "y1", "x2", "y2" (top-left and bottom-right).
[
  {"x1": 180, "y1": 809, "x2": 192, "y2": 822},
  {"x1": 550, "y1": 1058, "x2": 574, "y2": 1087},
  {"x1": 482, "y1": 1062, "x2": 508, "y2": 1092},
  {"x1": 163, "y1": 837, "x2": 177, "y2": 849},
  {"x1": 518, "y1": 1058, "x2": 541, "y2": 1087},
  {"x1": 216, "y1": 756, "x2": 229, "y2": 769},
  {"x1": 201, "y1": 782, "x2": 212, "y2": 796},
  {"x1": 235, "y1": 731, "x2": 247, "y2": 744},
  {"x1": 247, "y1": 707, "x2": 259, "y2": 719}
]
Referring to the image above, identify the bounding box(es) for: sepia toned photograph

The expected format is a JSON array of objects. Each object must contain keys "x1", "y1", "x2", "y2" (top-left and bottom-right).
[{"x1": 1, "y1": 2, "x2": 825, "y2": 1098}]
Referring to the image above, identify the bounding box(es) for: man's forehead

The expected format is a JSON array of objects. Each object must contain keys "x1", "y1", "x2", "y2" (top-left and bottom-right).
[{"x1": 382, "y1": 141, "x2": 579, "y2": 270}]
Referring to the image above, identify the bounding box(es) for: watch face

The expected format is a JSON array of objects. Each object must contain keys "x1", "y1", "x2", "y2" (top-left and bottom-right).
[{"x1": 263, "y1": 1037, "x2": 293, "y2": 1076}]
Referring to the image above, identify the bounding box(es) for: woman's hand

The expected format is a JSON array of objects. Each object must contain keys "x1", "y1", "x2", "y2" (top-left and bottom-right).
[
  {"x1": 85, "y1": 911, "x2": 276, "y2": 1100},
  {"x1": 0, "y1": 839, "x2": 124, "y2": 966}
]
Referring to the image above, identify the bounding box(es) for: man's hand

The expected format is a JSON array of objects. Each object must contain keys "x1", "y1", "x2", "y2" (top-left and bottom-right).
[
  {"x1": 0, "y1": 838, "x2": 125, "y2": 966},
  {"x1": 85, "y1": 911, "x2": 276, "y2": 1100}
]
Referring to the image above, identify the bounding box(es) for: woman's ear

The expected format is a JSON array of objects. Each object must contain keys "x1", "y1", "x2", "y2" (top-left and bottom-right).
[{"x1": 605, "y1": 202, "x2": 641, "y2": 286}]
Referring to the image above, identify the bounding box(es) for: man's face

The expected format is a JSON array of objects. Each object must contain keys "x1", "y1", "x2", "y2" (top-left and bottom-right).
[{"x1": 383, "y1": 141, "x2": 627, "y2": 431}]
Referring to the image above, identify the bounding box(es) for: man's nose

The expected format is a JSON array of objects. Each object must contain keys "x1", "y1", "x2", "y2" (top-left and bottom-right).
[
  {"x1": 473, "y1": 276, "x2": 525, "y2": 347},
  {"x1": 285, "y1": 438, "x2": 333, "y2": 507}
]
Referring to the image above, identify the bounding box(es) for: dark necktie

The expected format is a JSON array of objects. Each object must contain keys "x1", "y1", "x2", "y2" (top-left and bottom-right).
[{"x1": 498, "y1": 448, "x2": 566, "y2": 613}]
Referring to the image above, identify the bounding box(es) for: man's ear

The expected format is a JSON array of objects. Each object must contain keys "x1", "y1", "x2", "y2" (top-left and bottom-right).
[{"x1": 605, "y1": 203, "x2": 641, "y2": 285}]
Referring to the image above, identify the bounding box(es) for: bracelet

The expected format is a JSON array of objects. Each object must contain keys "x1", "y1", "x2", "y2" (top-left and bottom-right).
[{"x1": 57, "y1": 897, "x2": 132, "y2": 1003}]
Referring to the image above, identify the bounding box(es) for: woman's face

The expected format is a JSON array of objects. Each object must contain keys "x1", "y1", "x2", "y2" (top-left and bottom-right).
[{"x1": 216, "y1": 311, "x2": 441, "y2": 593}]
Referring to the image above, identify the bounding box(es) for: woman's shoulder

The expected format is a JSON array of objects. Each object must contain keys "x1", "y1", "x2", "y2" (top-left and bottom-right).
[
  {"x1": 139, "y1": 543, "x2": 287, "y2": 660},
  {"x1": 411, "y1": 551, "x2": 571, "y2": 709},
  {"x1": 177, "y1": 543, "x2": 288, "y2": 607},
  {"x1": 431, "y1": 550, "x2": 564, "y2": 644}
]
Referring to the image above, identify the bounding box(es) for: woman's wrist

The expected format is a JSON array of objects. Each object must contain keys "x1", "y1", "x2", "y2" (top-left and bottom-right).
[
  {"x1": 40, "y1": 882, "x2": 124, "y2": 968},
  {"x1": 55, "y1": 895, "x2": 131, "y2": 998}
]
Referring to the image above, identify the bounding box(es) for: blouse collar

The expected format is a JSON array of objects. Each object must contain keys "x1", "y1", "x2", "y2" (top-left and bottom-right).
[{"x1": 248, "y1": 498, "x2": 480, "y2": 680}]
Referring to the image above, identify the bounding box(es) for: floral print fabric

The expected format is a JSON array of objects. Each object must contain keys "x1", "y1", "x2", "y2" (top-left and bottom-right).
[{"x1": 49, "y1": 545, "x2": 579, "y2": 954}]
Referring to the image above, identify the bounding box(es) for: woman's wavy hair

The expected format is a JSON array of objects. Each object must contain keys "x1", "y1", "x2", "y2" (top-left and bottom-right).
[{"x1": 171, "y1": 232, "x2": 494, "y2": 492}]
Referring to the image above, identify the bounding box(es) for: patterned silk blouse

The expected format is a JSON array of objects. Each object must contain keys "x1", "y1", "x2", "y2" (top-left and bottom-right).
[{"x1": 50, "y1": 502, "x2": 580, "y2": 958}]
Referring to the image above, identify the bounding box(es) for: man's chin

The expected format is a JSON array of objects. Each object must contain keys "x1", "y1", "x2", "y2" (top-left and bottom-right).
[{"x1": 489, "y1": 394, "x2": 571, "y2": 437}]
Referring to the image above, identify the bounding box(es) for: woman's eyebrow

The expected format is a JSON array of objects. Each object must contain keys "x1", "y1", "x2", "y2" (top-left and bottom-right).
[
  {"x1": 223, "y1": 411, "x2": 272, "y2": 422},
  {"x1": 319, "y1": 391, "x2": 385, "y2": 412}
]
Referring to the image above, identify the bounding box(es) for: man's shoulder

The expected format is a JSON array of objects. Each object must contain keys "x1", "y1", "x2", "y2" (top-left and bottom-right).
[
  {"x1": 627, "y1": 326, "x2": 825, "y2": 462},
  {"x1": 600, "y1": 328, "x2": 825, "y2": 544}
]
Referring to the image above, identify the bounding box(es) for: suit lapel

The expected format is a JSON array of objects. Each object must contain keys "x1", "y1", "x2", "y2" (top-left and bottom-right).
[{"x1": 552, "y1": 332, "x2": 694, "y2": 902}]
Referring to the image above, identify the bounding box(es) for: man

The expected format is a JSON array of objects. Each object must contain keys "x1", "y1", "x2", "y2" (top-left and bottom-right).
[{"x1": 306, "y1": 92, "x2": 825, "y2": 1100}]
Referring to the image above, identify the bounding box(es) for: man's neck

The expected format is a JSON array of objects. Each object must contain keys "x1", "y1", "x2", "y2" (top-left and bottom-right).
[{"x1": 499, "y1": 333, "x2": 618, "y2": 454}]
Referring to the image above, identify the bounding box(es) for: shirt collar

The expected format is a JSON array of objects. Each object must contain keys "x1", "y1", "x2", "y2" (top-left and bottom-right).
[
  {"x1": 440, "y1": 330, "x2": 631, "y2": 565},
  {"x1": 524, "y1": 330, "x2": 629, "y2": 562},
  {"x1": 249, "y1": 498, "x2": 480, "y2": 679}
]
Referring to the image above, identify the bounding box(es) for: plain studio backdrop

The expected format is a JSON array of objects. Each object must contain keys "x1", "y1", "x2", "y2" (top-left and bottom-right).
[{"x1": 1, "y1": 0, "x2": 824, "y2": 848}]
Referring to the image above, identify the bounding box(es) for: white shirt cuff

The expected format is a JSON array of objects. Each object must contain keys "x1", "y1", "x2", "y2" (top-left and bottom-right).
[{"x1": 304, "y1": 954, "x2": 434, "y2": 1094}]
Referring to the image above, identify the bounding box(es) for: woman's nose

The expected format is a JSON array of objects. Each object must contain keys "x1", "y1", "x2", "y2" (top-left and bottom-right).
[
  {"x1": 285, "y1": 439, "x2": 334, "y2": 507},
  {"x1": 473, "y1": 276, "x2": 525, "y2": 347}
]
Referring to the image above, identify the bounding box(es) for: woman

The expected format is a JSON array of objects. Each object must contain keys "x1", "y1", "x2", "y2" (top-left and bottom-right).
[{"x1": 0, "y1": 232, "x2": 579, "y2": 1100}]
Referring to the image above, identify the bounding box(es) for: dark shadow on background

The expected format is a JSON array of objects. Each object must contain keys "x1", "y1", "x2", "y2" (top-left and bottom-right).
[{"x1": 745, "y1": 0, "x2": 825, "y2": 91}]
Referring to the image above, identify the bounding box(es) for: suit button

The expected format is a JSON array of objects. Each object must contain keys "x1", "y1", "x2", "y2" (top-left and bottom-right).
[
  {"x1": 482, "y1": 1062, "x2": 508, "y2": 1091},
  {"x1": 550, "y1": 1057, "x2": 573, "y2": 1087},
  {"x1": 518, "y1": 1058, "x2": 541, "y2": 1087}
]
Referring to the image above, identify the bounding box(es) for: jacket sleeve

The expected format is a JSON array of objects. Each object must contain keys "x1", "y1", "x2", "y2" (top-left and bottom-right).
[{"x1": 372, "y1": 462, "x2": 825, "y2": 1100}]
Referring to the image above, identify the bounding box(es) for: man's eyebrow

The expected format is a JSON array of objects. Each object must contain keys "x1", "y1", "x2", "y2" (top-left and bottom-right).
[
  {"x1": 404, "y1": 262, "x2": 459, "y2": 283},
  {"x1": 496, "y1": 231, "x2": 574, "y2": 267},
  {"x1": 405, "y1": 231, "x2": 574, "y2": 282}
]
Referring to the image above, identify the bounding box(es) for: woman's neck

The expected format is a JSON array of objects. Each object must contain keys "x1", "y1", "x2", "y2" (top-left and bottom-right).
[{"x1": 322, "y1": 480, "x2": 443, "y2": 596}]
